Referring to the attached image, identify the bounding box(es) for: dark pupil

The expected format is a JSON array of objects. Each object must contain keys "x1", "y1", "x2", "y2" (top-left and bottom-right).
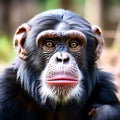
[
  {"x1": 70, "y1": 42, "x2": 78, "y2": 48},
  {"x1": 46, "y1": 41, "x2": 54, "y2": 47}
]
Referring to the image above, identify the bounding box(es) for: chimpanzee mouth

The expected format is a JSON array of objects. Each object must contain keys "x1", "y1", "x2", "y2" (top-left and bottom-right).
[
  {"x1": 45, "y1": 74, "x2": 79, "y2": 98},
  {"x1": 46, "y1": 75, "x2": 78, "y2": 87},
  {"x1": 44, "y1": 65, "x2": 80, "y2": 91},
  {"x1": 40, "y1": 63, "x2": 83, "y2": 103}
]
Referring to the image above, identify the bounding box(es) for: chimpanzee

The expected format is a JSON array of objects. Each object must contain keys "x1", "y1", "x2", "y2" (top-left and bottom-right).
[{"x1": 0, "y1": 9, "x2": 120, "y2": 120}]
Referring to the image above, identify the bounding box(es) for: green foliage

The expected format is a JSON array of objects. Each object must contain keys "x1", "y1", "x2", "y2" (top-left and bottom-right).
[
  {"x1": 109, "y1": 0, "x2": 120, "y2": 5},
  {"x1": 0, "y1": 36, "x2": 15, "y2": 63},
  {"x1": 45, "y1": 0, "x2": 60, "y2": 9},
  {"x1": 74, "y1": 0, "x2": 85, "y2": 4}
]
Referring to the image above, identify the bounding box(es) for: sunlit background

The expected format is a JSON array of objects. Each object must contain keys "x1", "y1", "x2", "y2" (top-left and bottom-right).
[{"x1": 0, "y1": 0, "x2": 120, "y2": 98}]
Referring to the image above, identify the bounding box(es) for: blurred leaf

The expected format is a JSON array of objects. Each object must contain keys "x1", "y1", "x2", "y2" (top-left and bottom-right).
[{"x1": 0, "y1": 36, "x2": 15, "y2": 63}]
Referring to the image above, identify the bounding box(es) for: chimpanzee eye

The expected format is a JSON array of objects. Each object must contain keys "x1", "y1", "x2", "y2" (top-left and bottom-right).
[
  {"x1": 43, "y1": 40, "x2": 55, "y2": 51},
  {"x1": 68, "y1": 39, "x2": 85, "y2": 52},
  {"x1": 69, "y1": 41, "x2": 79, "y2": 48},
  {"x1": 68, "y1": 40, "x2": 81, "y2": 51},
  {"x1": 46, "y1": 41, "x2": 55, "y2": 48}
]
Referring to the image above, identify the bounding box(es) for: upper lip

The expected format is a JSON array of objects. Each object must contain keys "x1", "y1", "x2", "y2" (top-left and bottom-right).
[
  {"x1": 46, "y1": 75, "x2": 78, "y2": 81},
  {"x1": 47, "y1": 77, "x2": 77, "y2": 81}
]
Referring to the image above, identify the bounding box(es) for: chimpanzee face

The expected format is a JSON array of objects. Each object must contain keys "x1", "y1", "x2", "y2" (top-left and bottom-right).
[
  {"x1": 37, "y1": 28, "x2": 87, "y2": 103},
  {"x1": 14, "y1": 9, "x2": 103, "y2": 105}
]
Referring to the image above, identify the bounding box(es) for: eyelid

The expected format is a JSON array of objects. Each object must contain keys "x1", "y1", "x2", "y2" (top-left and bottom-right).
[
  {"x1": 41, "y1": 40, "x2": 56, "y2": 52},
  {"x1": 64, "y1": 30, "x2": 87, "y2": 44},
  {"x1": 43, "y1": 40, "x2": 55, "y2": 47},
  {"x1": 36, "y1": 30, "x2": 59, "y2": 48}
]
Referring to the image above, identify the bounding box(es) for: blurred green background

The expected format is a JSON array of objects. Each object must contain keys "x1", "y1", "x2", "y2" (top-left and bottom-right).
[{"x1": 0, "y1": 0, "x2": 120, "y2": 65}]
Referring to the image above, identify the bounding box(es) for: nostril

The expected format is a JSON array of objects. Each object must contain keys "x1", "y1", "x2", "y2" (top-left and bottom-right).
[
  {"x1": 63, "y1": 57, "x2": 69, "y2": 63},
  {"x1": 56, "y1": 57, "x2": 62, "y2": 63}
]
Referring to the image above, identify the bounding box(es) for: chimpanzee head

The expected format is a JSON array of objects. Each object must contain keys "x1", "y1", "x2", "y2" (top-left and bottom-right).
[{"x1": 14, "y1": 9, "x2": 104, "y2": 107}]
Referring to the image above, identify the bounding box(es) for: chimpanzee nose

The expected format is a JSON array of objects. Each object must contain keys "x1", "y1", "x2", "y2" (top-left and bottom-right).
[{"x1": 55, "y1": 52, "x2": 70, "y2": 64}]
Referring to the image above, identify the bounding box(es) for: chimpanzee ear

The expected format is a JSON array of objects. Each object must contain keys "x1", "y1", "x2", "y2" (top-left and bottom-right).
[
  {"x1": 13, "y1": 23, "x2": 31, "y2": 60},
  {"x1": 92, "y1": 25, "x2": 104, "y2": 60}
]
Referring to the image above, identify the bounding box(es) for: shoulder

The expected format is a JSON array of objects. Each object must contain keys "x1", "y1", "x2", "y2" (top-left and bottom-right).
[{"x1": 93, "y1": 70, "x2": 119, "y2": 103}]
